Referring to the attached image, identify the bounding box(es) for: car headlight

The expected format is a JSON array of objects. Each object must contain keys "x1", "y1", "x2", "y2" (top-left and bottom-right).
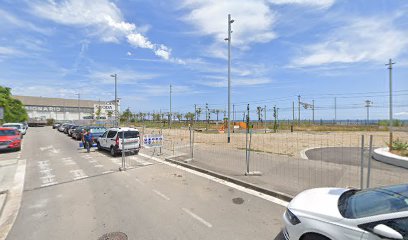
[{"x1": 285, "y1": 209, "x2": 301, "y2": 225}]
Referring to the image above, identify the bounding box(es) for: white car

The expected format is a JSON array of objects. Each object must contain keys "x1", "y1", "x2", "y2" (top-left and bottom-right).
[
  {"x1": 2, "y1": 123, "x2": 26, "y2": 135},
  {"x1": 97, "y1": 127, "x2": 141, "y2": 156},
  {"x1": 283, "y1": 184, "x2": 408, "y2": 240}
]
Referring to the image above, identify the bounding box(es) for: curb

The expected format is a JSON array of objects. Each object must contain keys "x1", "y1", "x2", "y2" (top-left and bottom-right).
[
  {"x1": 165, "y1": 157, "x2": 293, "y2": 203},
  {"x1": 0, "y1": 191, "x2": 7, "y2": 219}
]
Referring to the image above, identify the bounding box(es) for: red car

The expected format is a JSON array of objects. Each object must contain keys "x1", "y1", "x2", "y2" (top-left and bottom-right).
[{"x1": 0, "y1": 127, "x2": 22, "y2": 151}]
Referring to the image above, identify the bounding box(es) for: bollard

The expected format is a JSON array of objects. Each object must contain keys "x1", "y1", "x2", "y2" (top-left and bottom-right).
[
  {"x1": 366, "y1": 135, "x2": 373, "y2": 188},
  {"x1": 360, "y1": 135, "x2": 365, "y2": 189}
]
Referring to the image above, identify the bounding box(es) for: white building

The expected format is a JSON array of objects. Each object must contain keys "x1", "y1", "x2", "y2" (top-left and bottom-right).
[{"x1": 14, "y1": 95, "x2": 120, "y2": 121}]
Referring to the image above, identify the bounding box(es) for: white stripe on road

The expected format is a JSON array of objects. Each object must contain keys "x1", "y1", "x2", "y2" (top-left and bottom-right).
[
  {"x1": 129, "y1": 156, "x2": 153, "y2": 166},
  {"x1": 102, "y1": 170, "x2": 114, "y2": 174},
  {"x1": 41, "y1": 182, "x2": 58, "y2": 187},
  {"x1": 70, "y1": 169, "x2": 88, "y2": 180},
  {"x1": 182, "y1": 208, "x2": 212, "y2": 228},
  {"x1": 152, "y1": 189, "x2": 170, "y2": 201},
  {"x1": 94, "y1": 164, "x2": 104, "y2": 168},
  {"x1": 139, "y1": 153, "x2": 289, "y2": 207}
]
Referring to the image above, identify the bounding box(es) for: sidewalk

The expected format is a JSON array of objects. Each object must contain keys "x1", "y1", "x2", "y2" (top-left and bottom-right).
[{"x1": 0, "y1": 152, "x2": 26, "y2": 240}]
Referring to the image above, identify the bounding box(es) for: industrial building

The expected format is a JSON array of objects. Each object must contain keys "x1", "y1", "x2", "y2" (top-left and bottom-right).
[{"x1": 14, "y1": 95, "x2": 120, "y2": 121}]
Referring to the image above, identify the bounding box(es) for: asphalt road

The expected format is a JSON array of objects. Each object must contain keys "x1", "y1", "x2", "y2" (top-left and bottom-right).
[{"x1": 6, "y1": 127, "x2": 286, "y2": 240}]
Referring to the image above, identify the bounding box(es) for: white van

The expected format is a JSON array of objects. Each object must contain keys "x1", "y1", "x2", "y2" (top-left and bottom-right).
[
  {"x1": 97, "y1": 127, "x2": 140, "y2": 156},
  {"x1": 2, "y1": 123, "x2": 26, "y2": 135}
]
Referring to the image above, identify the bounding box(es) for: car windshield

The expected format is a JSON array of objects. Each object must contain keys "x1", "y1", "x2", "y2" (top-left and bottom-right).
[
  {"x1": 90, "y1": 128, "x2": 106, "y2": 133},
  {"x1": 118, "y1": 131, "x2": 139, "y2": 139},
  {"x1": 339, "y1": 184, "x2": 408, "y2": 219},
  {"x1": 3, "y1": 125, "x2": 21, "y2": 129},
  {"x1": 0, "y1": 130, "x2": 17, "y2": 136}
]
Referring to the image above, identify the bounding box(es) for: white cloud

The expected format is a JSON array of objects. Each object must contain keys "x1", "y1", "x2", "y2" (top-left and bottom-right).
[
  {"x1": 268, "y1": 0, "x2": 335, "y2": 9},
  {"x1": 181, "y1": 0, "x2": 277, "y2": 50},
  {"x1": 28, "y1": 0, "x2": 172, "y2": 60},
  {"x1": 198, "y1": 76, "x2": 271, "y2": 88},
  {"x1": 0, "y1": 9, "x2": 52, "y2": 35},
  {"x1": 127, "y1": 51, "x2": 132, "y2": 56},
  {"x1": 395, "y1": 112, "x2": 408, "y2": 116},
  {"x1": 0, "y1": 46, "x2": 24, "y2": 57},
  {"x1": 292, "y1": 17, "x2": 408, "y2": 67},
  {"x1": 87, "y1": 69, "x2": 159, "y2": 84}
]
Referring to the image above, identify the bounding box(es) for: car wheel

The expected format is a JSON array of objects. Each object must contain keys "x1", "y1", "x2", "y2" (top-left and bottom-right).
[
  {"x1": 135, "y1": 150, "x2": 139, "y2": 155},
  {"x1": 110, "y1": 147, "x2": 116, "y2": 157},
  {"x1": 301, "y1": 233, "x2": 331, "y2": 240},
  {"x1": 97, "y1": 142, "x2": 102, "y2": 151}
]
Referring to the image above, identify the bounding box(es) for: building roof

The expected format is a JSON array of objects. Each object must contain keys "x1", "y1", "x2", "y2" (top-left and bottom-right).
[{"x1": 13, "y1": 95, "x2": 110, "y2": 108}]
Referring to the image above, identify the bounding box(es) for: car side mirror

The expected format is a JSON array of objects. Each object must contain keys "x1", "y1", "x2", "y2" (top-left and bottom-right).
[{"x1": 373, "y1": 224, "x2": 403, "y2": 239}]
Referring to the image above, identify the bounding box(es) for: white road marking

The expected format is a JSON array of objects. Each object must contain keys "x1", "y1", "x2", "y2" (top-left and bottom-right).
[
  {"x1": 129, "y1": 156, "x2": 153, "y2": 166},
  {"x1": 102, "y1": 170, "x2": 114, "y2": 174},
  {"x1": 39, "y1": 169, "x2": 53, "y2": 174},
  {"x1": 62, "y1": 157, "x2": 72, "y2": 160},
  {"x1": 152, "y1": 189, "x2": 170, "y2": 201},
  {"x1": 134, "y1": 178, "x2": 144, "y2": 185},
  {"x1": 41, "y1": 182, "x2": 58, "y2": 187},
  {"x1": 182, "y1": 208, "x2": 212, "y2": 228},
  {"x1": 139, "y1": 153, "x2": 289, "y2": 207},
  {"x1": 94, "y1": 164, "x2": 104, "y2": 168},
  {"x1": 70, "y1": 169, "x2": 88, "y2": 180},
  {"x1": 89, "y1": 159, "x2": 98, "y2": 163},
  {"x1": 49, "y1": 148, "x2": 60, "y2": 154},
  {"x1": 40, "y1": 145, "x2": 53, "y2": 151}
]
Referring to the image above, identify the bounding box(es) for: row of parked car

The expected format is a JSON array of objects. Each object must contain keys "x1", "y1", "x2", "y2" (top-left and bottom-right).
[
  {"x1": 53, "y1": 123, "x2": 141, "y2": 156},
  {"x1": 0, "y1": 122, "x2": 28, "y2": 152}
]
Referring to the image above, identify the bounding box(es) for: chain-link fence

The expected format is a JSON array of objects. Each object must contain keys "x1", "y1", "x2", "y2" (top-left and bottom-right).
[{"x1": 140, "y1": 126, "x2": 408, "y2": 196}]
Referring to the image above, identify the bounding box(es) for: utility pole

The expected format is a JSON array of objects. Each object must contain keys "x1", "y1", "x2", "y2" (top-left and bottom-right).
[
  {"x1": 273, "y1": 106, "x2": 277, "y2": 133},
  {"x1": 264, "y1": 105, "x2": 267, "y2": 133},
  {"x1": 194, "y1": 104, "x2": 197, "y2": 123},
  {"x1": 365, "y1": 100, "x2": 373, "y2": 125},
  {"x1": 334, "y1": 97, "x2": 337, "y2": 124},
  {"x1": 232, "y1": 104, "x2": 235, "y2": 133},
  {"x1": 298, "y1": 95, "x2": 301, "y2": 125},
  {"x1": 110, "y1": 74, "x2": 118, "y2": 127},
  {"x1": 386, "y1": 59, "x2": 395, "y2": 150},
  {"x1": 75, "y1": 93, "x2": 80, "y2": 121},
  {"x1": 225, "y1": 14, "x2": 234, "y2": 143},
  {"x1": 205, "y1": 103, "x2": 209, "y2": 129},
  {"x1": 169, "y1": 84, "x2": 172, "y2": 129},
  {"x1": 312, "y1": 100, "x2": 315, "y2": 124}
]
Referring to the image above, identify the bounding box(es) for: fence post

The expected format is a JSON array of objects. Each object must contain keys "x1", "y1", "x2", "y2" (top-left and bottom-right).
[
  {"x1": 366, "y1": 135, "x2": 373, "y2": 188},
  {"x1": 360, "y1": 135, "x2": 365, "y2": 189},
  {"x1": 121, "y1": 132, "x2": 126, "y2": 171}
]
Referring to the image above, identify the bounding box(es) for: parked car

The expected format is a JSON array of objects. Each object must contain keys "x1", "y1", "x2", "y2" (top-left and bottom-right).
[
  {"x1": 72, "y1": 126, "x2": 87, "y2": 140},
  {"x1": 68, "y1": 125, "x2": 79, "y2": 137},
  {"x1": 96, "y1": 127, "x2": 140, "y2": 156},
  {"x1": 0, "y1": 127, "x2": 22, "y2": 151},
  {"x1": 89, "y1": 127, "x2": 107, "y2": 142},
  {"x1": 58, "y1": 123, "x2": 69, "y2": 132},
  {"x1": 53, "y1": 123, "x2": 61, "y2": 129},
  {"x1": 282, "y1": 184, "x2": 408, "y2": 240},
  {"x1": 22, "y1": 122, "x2": 28, "y2": 130},
  {"x1": 63, "y1": 124, "x2": 74, "y2": 134},
  {"x1": 2, "y1": 123, "x2": 26, "y2": 135}
]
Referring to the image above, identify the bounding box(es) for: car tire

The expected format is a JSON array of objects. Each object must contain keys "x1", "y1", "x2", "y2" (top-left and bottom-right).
[
  {"x1": 97, "y1": 142, "x2": 102, "y2": 151},
  {"x1": 301, "y1": 233, "x2": 331, "y2": 240},
  {"x1": 110, "y1": 147, "x2": 116, "y2": 157},
  {"x1": 135, "y1": 150, "x2": 139, "y2": 155}
]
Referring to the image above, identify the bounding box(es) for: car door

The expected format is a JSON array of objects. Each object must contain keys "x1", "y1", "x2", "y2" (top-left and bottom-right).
[
  {"x1": 99, "y1": 131, "x2": 108, "y2": 147},
  {"x1": 106, "y1": 131, "x2": 117, "y2": 148},
  {"x1": 361, "y1": 217, "x2": 408, "y2": 239}
]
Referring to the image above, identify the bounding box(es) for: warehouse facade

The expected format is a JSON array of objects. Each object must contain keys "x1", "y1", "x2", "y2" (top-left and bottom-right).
[{"x1": 14, "y1": 95, "x2": 120, "y2": 121}]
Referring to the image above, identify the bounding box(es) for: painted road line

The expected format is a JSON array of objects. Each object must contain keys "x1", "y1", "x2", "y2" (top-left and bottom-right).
[
  {"x1": 129, "y1": 156, "x2": 153, "y2": 166},
  {"x1": 39, "y1": 145, "x2": 53, "y2": 151},
  {"x1": 102, "y1": 170, "x2": 114, "y2": 174},
  {"x1": 89, "y1": 159, "x2": 98, "y2": 163},
  {"x1": 70, "y1": 169, "x2": 88, "y2": 180},
  {"x1": 62, "y1": 159, "x2": 76, "y2": 165},
  {"x1": 41, "y1": 182, "x2": 58, "y2": 187},
  {"x1": 49, "y1": 148, "x2": 60, "y2": 154},
  {"x1": 139, "y1": 153, "x2": 289, "y2": 207},
  {"x1": 0, "y1": 159, "x2": 26, "y2": 240},
  {"x1": 182, "y1": 208, "x2": 212, "y2": 228},
  {"x1": 94, "y1": 165, "x2": 104, "y2": 168},
  {"x1": 152, "y1": 189, "x2": 170, "y2": 201}
]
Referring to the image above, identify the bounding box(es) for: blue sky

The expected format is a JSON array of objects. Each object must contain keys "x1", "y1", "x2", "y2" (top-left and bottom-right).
[{"x1": 1, "y1": 0, "x2": 408, "y2": 120}]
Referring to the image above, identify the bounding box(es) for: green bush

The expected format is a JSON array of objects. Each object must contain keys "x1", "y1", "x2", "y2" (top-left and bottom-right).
[{"x1": 392, "y1": 139, "x2": 408, "y2": 151}]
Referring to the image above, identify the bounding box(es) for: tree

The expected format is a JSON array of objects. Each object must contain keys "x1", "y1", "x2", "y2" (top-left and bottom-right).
[
  {"x1": 176, "y1": 113, "x2": 183, "y2": 122},
  {"x1": 121, "y1": 108, "x2": 133, "y2": 123},
  {"x1": 107, "y1": 111, "x2": 113, "y2": 119},
  {"x1": 95, "y1": 105, "x2": 102, "y2": 119},
  {"x1": 0, "y1": 86, "x2": 28, "y2": 123},
  {"x1": 256, "y1": 106, "x2": 263, "y2": 123},
  {"x1": 184, "y1": 112, "x2": 195, "y2": 124}
]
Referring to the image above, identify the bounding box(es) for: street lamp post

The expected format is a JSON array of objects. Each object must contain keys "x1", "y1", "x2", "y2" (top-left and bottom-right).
[
  {"x1": 111, "y1": 74, "x2": 118, "y2": 127},
  {"x1": 385, "y1": 59, "x2": 395, "y2": 151},
  {"x1": 225, "y1": 14, "x2": 234, "y2": 143},
  {"x1": 75, "y1": 93, "x2": 80, "y2": 121}
]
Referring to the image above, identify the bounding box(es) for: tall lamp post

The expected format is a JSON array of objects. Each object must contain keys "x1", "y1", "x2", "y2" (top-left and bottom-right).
[
  {"x1": 385, "y1": 59, "x2": 395, "y2": 151},
  {"x1": 111, "y1": 74, "x2": 118, "y2": 127},
  {"x1": 75, "y1": 93, "x2": 80, "y2": 121},
  {"x1": 224, "y1": 14, "x2": 234, "y2": 143}
]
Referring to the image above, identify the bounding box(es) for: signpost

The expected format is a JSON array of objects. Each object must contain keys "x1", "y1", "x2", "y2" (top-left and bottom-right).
[{"x1": 143, "y1": 134, "x2": 164, "y2": 148}]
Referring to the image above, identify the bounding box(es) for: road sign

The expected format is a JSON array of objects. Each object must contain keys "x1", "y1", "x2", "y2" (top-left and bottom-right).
[
  {"x1": 0, "y1": 107, "x2": 3, "y2": 120},
  {"x1": 143, "y1": 134, "x2": 164, "y2": 148}
]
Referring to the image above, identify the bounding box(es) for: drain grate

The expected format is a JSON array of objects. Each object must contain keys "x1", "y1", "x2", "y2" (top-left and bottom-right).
[
  {"x1": 98, "y1": 232, "x2": 128, "y2": 240},
  {"x1": 232, "y1": 197, "x2": 244, "y2": 205}
]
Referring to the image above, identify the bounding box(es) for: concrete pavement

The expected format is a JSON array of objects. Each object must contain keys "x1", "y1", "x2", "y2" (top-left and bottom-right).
[{"x1": 3, "y1": 127, "x2": 286, "y2": 240}]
